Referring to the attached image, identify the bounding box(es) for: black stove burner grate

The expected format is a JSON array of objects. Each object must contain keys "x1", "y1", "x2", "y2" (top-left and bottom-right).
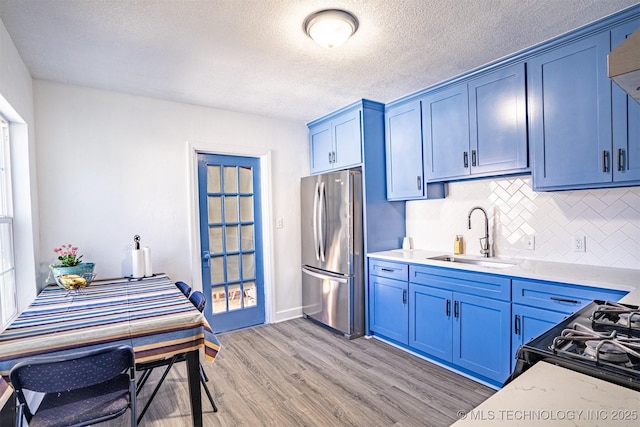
[{"x1": 508, "y1": 300, "x2": 640, "y2": 392}]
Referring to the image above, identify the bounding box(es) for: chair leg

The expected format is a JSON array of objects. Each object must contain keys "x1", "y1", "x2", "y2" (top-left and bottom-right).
[
  {"x1": 136, "y1": 367, "x2": 154, "y2": 395},
  {"x1": 199, "y1": 367, "x2": 218, "y2": 412},
  {"x1": 130, "y1": 378, "x2": 137, "y2": 427},
  {"x1": 200, "y1": 362, "x2": 210, "y2": 382},
  {"x1": 137, "y1": 356, "x2": 177, "y2": 424},
  {"x1": 199, "y1": 363, "x2": 217, "y2": 412}
]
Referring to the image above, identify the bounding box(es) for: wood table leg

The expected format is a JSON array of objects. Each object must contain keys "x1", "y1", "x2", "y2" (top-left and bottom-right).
[{"x1": 186, "y1": 350, "x2": 203, "y2": 427}]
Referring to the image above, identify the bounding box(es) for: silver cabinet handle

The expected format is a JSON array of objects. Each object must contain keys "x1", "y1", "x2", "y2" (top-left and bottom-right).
[
  {"x1": 463, "y1": 152, "x2": 469, "y2": 168},
  {"x1": 514, "y1": 314, "x2": 521, "y2": 335},
  {"x1": 416, "y1": 176, "x2": 422, "y2": 191},
  {"x1": 603, "y1": 150, "x2": 609, "y2": 173},
  {"x1": 471, "y1": 150, "x2": 477, "y2": 167},
  {"x1": 446, "y1": 299, "x2": 451, "y2": 316},
  {"x1": 402, "y1": 289, "x2": 407, "y2": 305},
  {"x1": 328, "y1": 152, "x2": 332, "y2": 164}
]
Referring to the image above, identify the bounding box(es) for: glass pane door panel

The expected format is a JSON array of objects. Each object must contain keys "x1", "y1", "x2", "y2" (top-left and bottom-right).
[
  {"x1": 228, "y1": 284, "x2": 242, "y2": 311},
  {"x1": 227, "y1": 254, "x2": 239, "y2": 281},
  {"x1": 208, "y1": 226, "x2": 223, "y2": 254},
  {"x1": 211, "y1": 285, "x2": 226, "y2": 314},
  {"x1": 239, "y1": 167, "x2": 253, "y2": 193},
  {"x1": 225, "y1": 225, "x2": 239, "y2": 252},
  {"x1": 242, "y1": 253, "x2": 255, "y2": 278},
  {"x1": 244, "y1": 281, "x2": 257, "y2": 307},
  {"x1": 207, "y1": 166, "x2": 221, "y2": 193},
  {"x1": 224, "y1": 196, "x2": 238, "y2": 223},
  {"x1": 224, "y1": 167, "x2": 238, "y2": 193},
  {"x1": 240, "y1": 196, "x2": 253, "y2": 222},
  {"x1": 208, "y1": 196, "x2": 222, "y2": 223},
  {"x1": 241, "y1": 224, "x2": 254, "y2": 250},
  {"x1": 210, "y1": 257, "x2": 224, "y2": 284}
]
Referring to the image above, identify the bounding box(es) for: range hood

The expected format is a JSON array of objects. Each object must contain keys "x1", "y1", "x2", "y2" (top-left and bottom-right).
[{"x1": 608, "y1": 28, "x2": 640, "y2": 103}]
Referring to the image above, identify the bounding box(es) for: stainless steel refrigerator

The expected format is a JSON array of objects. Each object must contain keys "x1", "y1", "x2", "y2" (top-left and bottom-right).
[{"x1": 301, "y1": 169, "x2": 364, "y2": 338}]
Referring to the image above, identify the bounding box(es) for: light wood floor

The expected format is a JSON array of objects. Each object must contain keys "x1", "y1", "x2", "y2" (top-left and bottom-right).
[{"x1": 108, "y1": 318, "x2": 495, "y2": 426}]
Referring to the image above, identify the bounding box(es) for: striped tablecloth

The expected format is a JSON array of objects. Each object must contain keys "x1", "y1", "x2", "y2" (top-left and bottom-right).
[{"x1": 0, "y1": 274, "x2": 221, "y2": 408}]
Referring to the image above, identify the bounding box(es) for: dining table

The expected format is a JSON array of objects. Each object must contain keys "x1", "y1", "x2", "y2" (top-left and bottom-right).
[{"x1": 0, "y1": 273, "x2": 221, "y2": 427}]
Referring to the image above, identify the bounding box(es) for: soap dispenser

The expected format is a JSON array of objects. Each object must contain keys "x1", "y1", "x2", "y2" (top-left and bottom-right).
[{"x1": 454, "y1": 235, "x2": 463, "y2": 255}]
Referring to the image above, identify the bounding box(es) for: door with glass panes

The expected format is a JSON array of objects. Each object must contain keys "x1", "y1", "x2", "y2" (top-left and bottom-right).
[{"x1": 197, "y1": 153, "x2": 264, "y2": 332}]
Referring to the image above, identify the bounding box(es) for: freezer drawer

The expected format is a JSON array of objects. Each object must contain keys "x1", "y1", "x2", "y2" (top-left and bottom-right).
[{"x1": 302, "y1": 267, "x2": 362, "y2": 338}]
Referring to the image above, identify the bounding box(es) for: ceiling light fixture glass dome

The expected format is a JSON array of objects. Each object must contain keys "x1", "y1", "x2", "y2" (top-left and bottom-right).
[{"x1": 304, "y1": 9, "x2": 359, "y2": 48}]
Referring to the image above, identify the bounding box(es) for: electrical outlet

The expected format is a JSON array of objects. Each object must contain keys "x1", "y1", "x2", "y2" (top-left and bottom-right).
[
  {"x1": 276, "y1": 218, "x2": 284, "y2": 229},
  {"x1": 522, "y1": 235, "x2": 535, "y2": 250},
  {"x1": 572, "y1": 236, "x2": 586, "y2": 252}
]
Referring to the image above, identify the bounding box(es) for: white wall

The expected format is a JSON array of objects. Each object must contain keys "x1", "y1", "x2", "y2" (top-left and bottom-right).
[
  {"x1": 34, "y1": 81, "x2": 308, "y2": 322},
  {"x1": 0, "y1": 17, "x2": 39, "y2": 311},
  {"x1": 407, "y1": 176, "x2": 640, "y2": 270}
]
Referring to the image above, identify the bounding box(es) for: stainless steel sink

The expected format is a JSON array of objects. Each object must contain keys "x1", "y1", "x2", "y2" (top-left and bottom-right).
[{"x1": 428, "y1": 255, "x2": 518, "y2": 269}]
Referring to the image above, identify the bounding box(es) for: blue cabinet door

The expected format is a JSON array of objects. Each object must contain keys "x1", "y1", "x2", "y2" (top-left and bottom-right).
[
  {"x1": 469, "y1": 62, "x2": 528, "y2": 175},
  {"x1": 453, "y1": 293, "x2": 511, "y2": 384},
  {"x1": 309, "y1": 108, "x2": 362, "y2": 174},
  {"x1": 511, "y1": 304, "x2": 567, "y2": 367},
  {"x1": 385, "y1": 100, "x2": 425, "y2": 200},
  {"x1": 332, "y1": 109, "x2": 362, "y2": 170},
  {"x1": 422, "y1": 83, "x2": 470, "y2": 180},
  {"x1": 529, "y1": 31, "x2": 612, "y2": 190},
  {"x1": 612, "y1": 19, "x2": 640, "y2": 183},
  {"x1": 370, "y1": 275, "x2": 408, "y2": 344},
  {"x1": 409, "y1": 284, "x2": 452, "y2": 362},
  {"x1": 309, "y1": 121, "x2": 333, "y2": 174}
]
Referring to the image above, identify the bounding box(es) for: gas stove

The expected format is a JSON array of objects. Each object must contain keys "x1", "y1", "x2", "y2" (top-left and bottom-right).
[{"x1": 509, "y1": 300, "x2": 640, "y2": 391}]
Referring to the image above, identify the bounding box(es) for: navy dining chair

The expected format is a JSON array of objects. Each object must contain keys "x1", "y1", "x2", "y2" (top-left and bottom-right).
[
  {"x1": 10, "y1": 345, "x2": 136, "y2": 427},
  {"x1": 175, "y1": 281, "x2": 191, "y2": 297},
  {"x1": 136, "y1": 290, "x2": 217, "y2": 422}
]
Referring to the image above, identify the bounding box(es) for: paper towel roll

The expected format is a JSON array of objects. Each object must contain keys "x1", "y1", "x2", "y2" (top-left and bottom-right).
[
  {"x1": 143, "y1": 246, "x2": 152, "y2": 277},
  {"x1": 131, "y1": 249, "x2": 144, "y2": 278}
]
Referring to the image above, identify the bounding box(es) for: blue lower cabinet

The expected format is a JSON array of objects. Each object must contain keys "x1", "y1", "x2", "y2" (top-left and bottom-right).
[
  {"x1": 453, "y1": 293, "x2": 511, "y2": 384},
  {"x1": 370, "y1": 275, "x2": 408, "y2": 344},
  {"x1": 409, "y1": 284, "x2": 452, "y2": 362},
  {"x1": 409, "y1": 283, "x2": 511, "y2": 385},
  {"x1": 511, "y1": 304, "x2": 567, "y2": 366}
]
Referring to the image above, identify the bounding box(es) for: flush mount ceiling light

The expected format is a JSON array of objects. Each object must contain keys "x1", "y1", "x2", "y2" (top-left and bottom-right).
[{"x1": 304, "y1": 9, "x2": 359, "y2": 48}]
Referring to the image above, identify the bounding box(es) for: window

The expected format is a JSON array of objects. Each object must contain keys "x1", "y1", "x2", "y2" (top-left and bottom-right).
[{"x1": 0, "y1": 118, "x2": 17, "y2": 329}]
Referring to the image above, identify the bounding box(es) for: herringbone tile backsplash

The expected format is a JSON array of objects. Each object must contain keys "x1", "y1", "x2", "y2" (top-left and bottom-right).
[{"x1": 406, "y1": 177, "x2": 640, "y2": 270}]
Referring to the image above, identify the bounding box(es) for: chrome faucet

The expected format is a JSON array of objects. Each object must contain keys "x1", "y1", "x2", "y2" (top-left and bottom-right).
[{"x1": 467, "y1": 206, "x2": 491, "y2": 258}]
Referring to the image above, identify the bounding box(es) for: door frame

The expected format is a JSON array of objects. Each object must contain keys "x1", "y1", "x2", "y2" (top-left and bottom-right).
[{"x1": 186, "y1": 140, "x2": 274, "y2": 325}]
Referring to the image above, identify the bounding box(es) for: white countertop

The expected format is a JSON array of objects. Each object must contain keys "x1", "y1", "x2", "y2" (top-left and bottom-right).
[
  {"x1": 367, "y1": 249, "x2": 640, "y2": 305},
  {"x1": 451, "y1": 362, "x2": 639, "y2": 426}
]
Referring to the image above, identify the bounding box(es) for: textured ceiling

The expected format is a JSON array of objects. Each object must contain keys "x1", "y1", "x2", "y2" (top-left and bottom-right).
[{"x1": 0, "y1": 0, "x2": 638, "y2": 122}]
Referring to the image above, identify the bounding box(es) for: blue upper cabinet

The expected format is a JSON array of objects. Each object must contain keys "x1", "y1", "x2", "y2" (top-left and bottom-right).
[
  {"x1": 529, "y1": 32, "x2": 612, "y2": 190},
  {"x1": 308, "y1": 107, "x2": 362, "y2": 174},
  {"x1": 385, "y1": 100, "x2": 423, "y2": 200},
  {"x1": 529, "y1": 17, "x2": 640, "y2": 191},
  {"x1": 384, "y1": 99, "x2": 447, "y2": 201},
  {"x1": 422, "y1": 82, "x2": 470, "y2": 181},
  {"x1": 612, "y1": 18, "x2": 640, "y2": 183},
  {"x1": 468, "y1": 63, "x2": 528, "y2": 176},
  {"x1": 422, "y1": 63, "x2": 528, "y2": 182}
]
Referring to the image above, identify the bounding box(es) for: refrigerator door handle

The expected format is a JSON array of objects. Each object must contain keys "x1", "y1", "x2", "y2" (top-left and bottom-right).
[
  {"x1": 312, "y1": 182, "x2": 320, "y2": 261},
  {"x1": 302, "y1": 267, "x2": 349, "y2": 284},
  {"x1": 318, "y1": 181, "x2": 326, "y2": 263}
]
